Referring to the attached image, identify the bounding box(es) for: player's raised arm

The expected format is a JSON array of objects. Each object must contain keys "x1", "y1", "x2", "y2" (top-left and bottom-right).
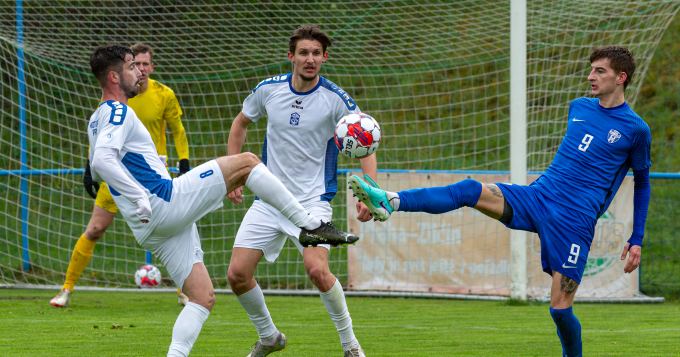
[{"x1": 226, "y1": 111, "x2": 253, "y2": 204}]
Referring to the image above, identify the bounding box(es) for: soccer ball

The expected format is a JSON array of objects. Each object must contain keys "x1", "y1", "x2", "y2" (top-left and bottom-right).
[
  {"x1": 334, "y1": 113, "x2": 381, "y2": 159},
  {"x1": 134, "y1": 265, "x2": 162, "y2": 288}
]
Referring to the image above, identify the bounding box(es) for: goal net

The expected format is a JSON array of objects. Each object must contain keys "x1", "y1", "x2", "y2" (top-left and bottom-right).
[{"x1": 0, "y1": 1, "x2": 676, "y2": 299}]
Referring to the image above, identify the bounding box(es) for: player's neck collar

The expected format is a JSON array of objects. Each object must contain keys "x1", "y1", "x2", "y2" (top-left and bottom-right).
[
  {"x1": 289, "y1": 74, "x2": 322, "y2": 95},
  {"x1": 597, "y1": 99, "x2": 628, "y2": 111}
]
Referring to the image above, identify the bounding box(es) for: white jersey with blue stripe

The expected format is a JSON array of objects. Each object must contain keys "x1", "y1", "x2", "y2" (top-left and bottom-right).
[
  {"x1": 87, "y1": 100, "x2": 172, "y2": 239},
  {"x1": 242, "y1": 74, "x2": 360, "y2": 204}
]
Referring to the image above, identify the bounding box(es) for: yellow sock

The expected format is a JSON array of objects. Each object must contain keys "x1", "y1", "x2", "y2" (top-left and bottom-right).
[{"x1": 62, "y1": 234, "x2": 97, "y2": 292}]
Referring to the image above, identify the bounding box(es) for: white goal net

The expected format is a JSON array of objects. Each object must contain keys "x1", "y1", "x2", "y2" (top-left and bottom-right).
[{"x1": 0, "y1": 1, "x2": 676, "y2": 299}]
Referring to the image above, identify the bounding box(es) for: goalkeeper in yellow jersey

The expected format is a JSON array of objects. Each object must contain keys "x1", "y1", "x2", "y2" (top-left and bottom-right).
[{"x1": 50, "y1": 43, "x2": 191, "y2": 307}]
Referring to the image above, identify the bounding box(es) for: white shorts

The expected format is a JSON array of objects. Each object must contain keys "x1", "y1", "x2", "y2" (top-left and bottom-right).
[
  {"x1": 141, "y1": 223, "x2": 203, "y2": 290},
  {"x1": 139, "y1": 159, "x2": 227, "y2": 289},
  {"x1": 234, "y1": 200, "x2": 333, "y2": 262}
]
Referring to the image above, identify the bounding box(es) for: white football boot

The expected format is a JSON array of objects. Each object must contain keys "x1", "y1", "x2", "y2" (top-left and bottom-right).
[
  {"x1": 344, "y1": 346, "x2": 366, "y2": 357},
  {"x1": 177, "y1": 292, "x2": 189, "y2": 306},
  {"x1": 247, "y1": 331, "x2": 287, "y2": 357},
  {"x1": 50, "y1": 289, "x2": 72, "y2": 307}
]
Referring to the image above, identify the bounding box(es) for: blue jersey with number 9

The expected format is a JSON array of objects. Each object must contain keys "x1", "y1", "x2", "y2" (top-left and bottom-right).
[{"x1": 530, "y1": 97, "x2": 651, "y2": 220}]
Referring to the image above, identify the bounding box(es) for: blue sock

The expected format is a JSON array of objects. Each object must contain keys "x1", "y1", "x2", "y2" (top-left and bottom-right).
[
  {"x1": 550, "y1": 306, "x2": 582, "y2": 357},
  {"x1": 397, "y1": 179, "x2": 482, "y2": 214}
]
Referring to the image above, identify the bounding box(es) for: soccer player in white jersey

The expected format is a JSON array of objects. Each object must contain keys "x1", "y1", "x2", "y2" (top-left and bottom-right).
[
  {"x1": 86, "y1": 44, "x2": 358, "y2": 357},
  {"x1": 226, "y1": 25, "x2": 376, "y2": 357}
]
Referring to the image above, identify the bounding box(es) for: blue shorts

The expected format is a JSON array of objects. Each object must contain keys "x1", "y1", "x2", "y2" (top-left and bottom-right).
[{"x1": 496, "y1": 183, "x2": 596, "y2": 284}]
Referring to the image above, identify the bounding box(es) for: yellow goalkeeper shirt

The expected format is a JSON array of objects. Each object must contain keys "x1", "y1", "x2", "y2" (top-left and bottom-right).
[{"x1": 127, "y1": 78, "x2": 189, "y2": 160}]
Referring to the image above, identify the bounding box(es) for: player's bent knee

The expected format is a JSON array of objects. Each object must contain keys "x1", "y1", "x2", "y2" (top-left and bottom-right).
[
  {"x1": 243, "y1": 152, "x2": 261, "y2": 166},
  {"x1": 189, "y1": 291, "x2": 215, "y2": 311},
  {"x1": 305, "y1": 265, "x2": 332, "y2": 288},
  {"x1": 227, "y1": 268, "x2": 250, "y2": 288},
  {"x1": 85, "y1": 226, "x2": 106, "y2": 241}
]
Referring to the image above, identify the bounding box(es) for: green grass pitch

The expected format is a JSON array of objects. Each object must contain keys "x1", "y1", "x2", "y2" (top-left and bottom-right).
[{"x1": 0, "y1": 289, "x2": 678, "y2": 356}]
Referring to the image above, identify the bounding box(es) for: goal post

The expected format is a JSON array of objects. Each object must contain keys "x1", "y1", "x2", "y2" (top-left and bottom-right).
[{"x1": 510, "y1": 0, "x2": 527, "y2": 301}]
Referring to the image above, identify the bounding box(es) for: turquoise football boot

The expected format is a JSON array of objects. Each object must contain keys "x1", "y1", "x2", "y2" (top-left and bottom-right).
[{"x1": 348, "y1": 175, "x2": 393, "y2": 222}]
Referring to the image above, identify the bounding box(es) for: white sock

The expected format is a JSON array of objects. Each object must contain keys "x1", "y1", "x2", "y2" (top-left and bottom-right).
[
  {"x1": 235, "y1": 284, "x2": 278, "y2": 340},
  {"x1": 319, "y1": 279, "x2": 358, "y2": 350},
  {"x1": 167, "y1": 302, "x2": 210, "y2": 357},
  {"x1": 387, "y1": 191, "x2": 400, "y2": 211},
  {"x1": 246, "y1": 163, "x2": 321, "y2": 230}
]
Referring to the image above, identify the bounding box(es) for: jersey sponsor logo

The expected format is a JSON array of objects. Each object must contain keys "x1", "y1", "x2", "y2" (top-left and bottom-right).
[
  {"x1": 290, "y1": 112, "x2": 300, "y2": 126},
  {"x1": 607, "y1": 129, "x2": 621, "y2": 143},
  {"x1": 292, "y1": 99, "x2": 304, "y2": 109}
]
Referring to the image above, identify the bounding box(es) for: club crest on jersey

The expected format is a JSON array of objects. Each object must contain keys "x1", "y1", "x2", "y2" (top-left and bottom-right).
[
  {"x1": 290, "y1": 112, "x2": 300, "y2": 126},
  {"x1": 607, "y1": 129, "x2": 621, "y2": 144}
]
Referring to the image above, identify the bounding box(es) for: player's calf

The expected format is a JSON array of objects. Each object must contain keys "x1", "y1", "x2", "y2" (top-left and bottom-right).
[
  {"x1": 550, "y1": 306, "x2": 582, "y2": 357},
  {"x1": 549, "y1": 272, "x2": 582, "y2": 357}
]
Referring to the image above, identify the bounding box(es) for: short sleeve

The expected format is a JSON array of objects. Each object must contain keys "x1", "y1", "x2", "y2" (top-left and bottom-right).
[
  {"x1": 242, "y1": 81, "x2": 268, "y2": 122},
  {"x1": 631, "y1": 121, "x2": 652, "y2": 172},
  {"x1": 330, "y1": 87, "x2": 360, "y2": 124},
  {"x1": 96, "y1": 102, "x2": 135, "y2": 152}
]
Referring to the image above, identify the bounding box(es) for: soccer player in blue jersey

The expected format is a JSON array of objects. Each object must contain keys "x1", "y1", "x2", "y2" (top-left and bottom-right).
[
  {"x1": 349, "y1": 46, "x2": 650, "y2": 357},
  {"x1": 227, "y1": 25, "x2": 375, "y2": 357}
]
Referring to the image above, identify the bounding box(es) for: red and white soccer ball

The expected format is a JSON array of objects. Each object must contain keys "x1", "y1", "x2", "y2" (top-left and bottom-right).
[
  {"x1": 334, "y1": 113, "x2": 381, "y2": 159},
  {"x1": 134, "y1": 264, "x2": 162, "y2": 289}
]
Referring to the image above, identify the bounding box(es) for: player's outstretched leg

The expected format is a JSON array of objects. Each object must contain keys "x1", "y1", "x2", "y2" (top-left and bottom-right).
[
  {"x1": 216, "y1": 153, "x2": 359, "y2": 247},
  {"x1": 51, "y1": 206, "x2": 115, "y2": 307},
  {"x1": 348, "y1": 175, "x2": 483, "y2": 221}
]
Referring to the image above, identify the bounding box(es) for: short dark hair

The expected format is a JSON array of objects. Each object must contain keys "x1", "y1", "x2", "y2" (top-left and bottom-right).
[
  {"x1": 589, "y1": 46, "x2": 636, "y2": 89},
  {"x1": 90, "y1": 45, "x2": 134, "y2": 86},
  {"x1": 131, "y1": 43, "x2": 153, "y2": 63},
  {"x1": 289, "y1": 25, "x2": 332, "y2": 54}
]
